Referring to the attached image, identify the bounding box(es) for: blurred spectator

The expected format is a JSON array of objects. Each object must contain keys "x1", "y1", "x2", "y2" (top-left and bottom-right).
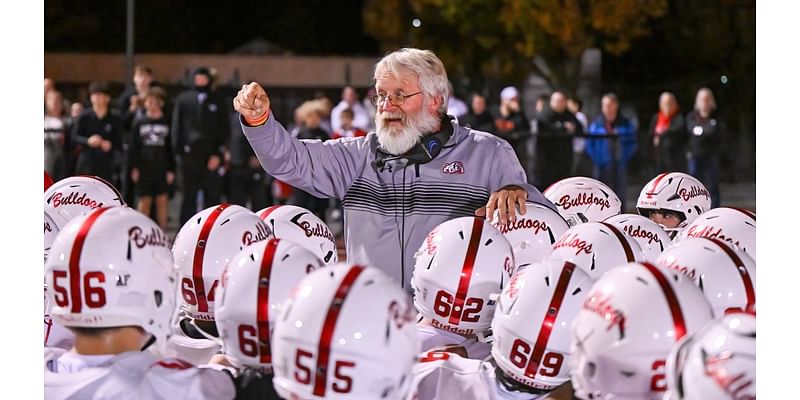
[
  {"x1": 331, "y1": 86, "x2": 370, "y2": 133},
  {"x1": 531, "y1": 94, "x2": 550, "y2": 123},
  {"x1": 567, "y1": 97, "x2": 590, "y2": 176},
  {"x1": 116, "y1": 65, "x2": 154, "y2": 130},
  {"x1": 586, "y1": 93, "x2": 638, "y2": 209},
  {"x1": 460, "y1": 93, "x2": 494, "y2": 132},
  {"x1": 446, "y1": 82, "x2": 468, "y2": 118},
  {"x1": 493, "y1": 86, "x2": 530, "y2": 170},
  {"x1": 290, "y1": 101, "x2": 332, "y2": 219},
  {"x1": 128, "y1": 87, "x2": 175, "y2": 230},
  {"x1": 648, "y1": 91, "x2": 686, "y2": 174},
  {"x1": 535, "y1": 91, "x2": 583, "y2": 189},
  {"x1": 332, "y1": 108, "x2": 367, "y2": 139},
  {"x1": 685, "y1": 87, "x2": 723, "y2": 208},
  {"x1": 44, "y1": 90, "x2": 70, "y2": 180},
  {"x1": 70, "y1": 82, "x2": 123, "y2": 183},
  {"x1": 227, "y1": 112, "x2": 270, "y2": 211},
  {"x1": 172, "y1": 67, "x2": 229, "y2": 224},
  {"x1": 312, "y1": 90, "x2": 334, "y2": 135},
  {"x1": 362, "y1": 87, "x2": 377, "y2": 132}
]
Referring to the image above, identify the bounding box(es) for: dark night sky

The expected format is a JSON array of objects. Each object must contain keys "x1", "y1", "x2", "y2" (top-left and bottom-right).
[{"x1": 45, "y1": 0, "x2": 380, "y2": 55}]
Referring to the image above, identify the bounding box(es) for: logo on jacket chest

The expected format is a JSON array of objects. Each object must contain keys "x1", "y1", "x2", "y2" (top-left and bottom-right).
[{"x1": 441, "y1": 161, "x2": 465, "y2": 175}]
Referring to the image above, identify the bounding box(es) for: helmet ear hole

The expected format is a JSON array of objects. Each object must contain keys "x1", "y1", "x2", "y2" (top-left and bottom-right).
[{"x1": 154, "y1": 290, "x2": 163, "y2": 307}]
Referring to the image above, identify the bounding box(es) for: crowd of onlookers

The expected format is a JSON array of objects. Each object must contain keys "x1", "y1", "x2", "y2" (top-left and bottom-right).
[{"x1": 44, "y1": 63, "x2": 726, "y2": 230}]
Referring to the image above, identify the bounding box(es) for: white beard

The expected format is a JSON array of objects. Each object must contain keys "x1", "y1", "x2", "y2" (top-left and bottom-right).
[{"x1": 375, "y1": 108, "x2": 440, "y2": 155}]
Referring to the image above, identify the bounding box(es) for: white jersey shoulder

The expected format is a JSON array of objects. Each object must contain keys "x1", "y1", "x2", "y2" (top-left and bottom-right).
[
  {"x1": 160, "y1": 329, "x2": 221, "y2": 366},
  {"x1": 417, "y1": 324, "x2": 491, "y2": 360},
  {"x1": 44, "y1": 347, "x2": 235, "y2": 400},
  {"x1": 410, "y1": 352, "x2": 542, "y2": 400}
]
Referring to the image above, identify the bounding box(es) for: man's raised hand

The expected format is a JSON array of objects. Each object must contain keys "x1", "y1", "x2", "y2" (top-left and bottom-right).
[{"x1": 233, "y1": 82, "x2": 270, "y2": 121}]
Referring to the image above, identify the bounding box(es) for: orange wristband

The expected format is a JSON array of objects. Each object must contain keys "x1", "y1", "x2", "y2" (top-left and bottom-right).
[{"x1": 243, "y1": 110, "x2": 270, "y2": 126}]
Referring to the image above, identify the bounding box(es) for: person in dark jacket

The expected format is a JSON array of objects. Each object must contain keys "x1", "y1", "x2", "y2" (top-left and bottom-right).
[
  {"x1": 226, "y1": 112, "x2": 270, "y2": 211},
  {"x1": 172, "y1": 67, "x2": 229, "y2": 224},
  {"x1": 128, "y1": 87, "x2": 175, "y2": 230},
  {"x1": 648, "y1": 91, "x2": 686, "y2": 174},
  {"x1": 460, "y1": 93, "x2": 495, "y2": 133},
  {"x1": 71, "y1": 82, "x2": 123, "y2": 183},
  {"x1": 685, "y1": 87, "x2": 723, "y2": 208},
  {"x1": 535, "y1": 91, "x2": 583, "y2": 189}
]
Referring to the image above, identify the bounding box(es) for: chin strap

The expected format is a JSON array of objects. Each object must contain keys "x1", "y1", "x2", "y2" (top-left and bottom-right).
[{"x1": 140, "y1": 334, "x2": 157, "y2": 352}]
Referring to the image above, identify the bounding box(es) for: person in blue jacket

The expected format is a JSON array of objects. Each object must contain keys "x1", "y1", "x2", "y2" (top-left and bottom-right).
[{"x1": 585, "y1": 93, "x2": 637, "y2": 209}]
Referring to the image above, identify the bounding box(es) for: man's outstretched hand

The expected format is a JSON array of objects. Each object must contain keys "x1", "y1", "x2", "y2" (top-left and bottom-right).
[
  {"x1": 476, "y1": 185, "x2": 528, "y2": 225},
  {"x1": 233, "y1": 82, "x2": 271, "y2": 122}
]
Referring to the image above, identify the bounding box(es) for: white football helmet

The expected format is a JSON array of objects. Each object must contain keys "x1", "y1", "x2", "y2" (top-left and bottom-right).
[
  {"x1": 257, "y1": 205, "x2": 338, "y2": 265},
  {"x1": 491, "y1": 201, "x2": 569, "y2": 268},
  {"x1": 570, "y1": 262, "x2": 714, "y2": 400},
  {"x1": 549, "y1": 222, "x2": 646, "y2": 281},
  {"x1": 491, "y1": 259, "x2": 593, "y2": 391},
  {"x1": 665, "y1": 312, "x2": 756, "y2": 400},
  {"x1": 215, "y1": 238, "x2": 324, "y2": 371},
  {"x1": 172, "y1": 204, "x2": 272, "y2": 323},
  {"x1": 44, "y1": 206, "x2": 177, "y2": 346},
  {"x1": 543, "y1": 177, "x2": 622, "y2": 227},
  {"x1": 637, "y1": 172, "x2": 712, "y2": 235},
  {"x1": 412, "y1": 217, "x2": 515, "y2": 336},
  {"x1": 604, "y1": 214, "x2": 673, "y2": 261},
  {"x1": 656, "y1": 237, "x2": 756, "y2": 317},
  {"x1": 272, "y1": 263, "x2": 419, "y2": 400},
  {"x1": 675, "y1": 207, "x2": 756, "y2": 260},
  {"x1": 44, "y1": 175, "x2": 125, "y2": 261}
]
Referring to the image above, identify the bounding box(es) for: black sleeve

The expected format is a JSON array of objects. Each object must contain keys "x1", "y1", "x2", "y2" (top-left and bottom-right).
[
  {"x1": 171, "y1": 96, "x2": 183, "y2": 154},
  {"x1": 165, "y1": 117, "x2": 176, "y2": 172},
  {"x1": 233, "y1": 369, "x2": 282, "y2": 400},
  {"x1": 111, "y1": 117, "x2": 125, "y2": 153},
  {"x1": 70, "y1": 113, "x2": 90, "y2": 146},
  {"x1": 128, "y1": 119, "x2": 141, "y2": 170}
]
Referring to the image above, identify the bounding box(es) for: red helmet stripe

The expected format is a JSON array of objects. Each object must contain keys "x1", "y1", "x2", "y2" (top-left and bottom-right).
[
  {"x1": 313, "y1": 264, "x2": 365, "y2": 396},
  {"x1": 524, "y1": 261, "x2": 576, "y2": 378},
  {"x1": 448, "y1": 218, "x2": 485, "y2": 325},
  {"x1": 726, "y1": 206, "x2": 756, "y2": 221},
  {"x1": 193, "y1": 203, "x2": 230, "y2": 313},
  {"x1": 68, "y1": 207, "x2": 112, "y2": 312},
  {"x1": 258, "y1": 205, "x2": 282, "y2": 221},
  {"x1": 646, "y1": 172, "x2": 670, "y2": 199},
  {"x1": 257, "y1": 239, "x2": 280, "y2": 364},
  {"x1": 600, "y1": 222, "x2": 636, "y2": 262},
  {"x1": 640, "y1": 262, "x2": 687, "y2": 340},
  {"x1": 704, "y1": 238, "x2": 756, "y2": 312}
]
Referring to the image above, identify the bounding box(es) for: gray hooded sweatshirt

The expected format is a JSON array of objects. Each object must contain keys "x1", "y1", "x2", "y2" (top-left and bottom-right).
[{"x1": 242, "y1": 113, "x2": 554, "y2": 290}]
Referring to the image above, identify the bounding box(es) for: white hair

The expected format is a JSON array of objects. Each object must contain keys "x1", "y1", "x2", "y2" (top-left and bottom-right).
[{"x1": 373, "y1": 48, "x2": 449, "y2": 114}]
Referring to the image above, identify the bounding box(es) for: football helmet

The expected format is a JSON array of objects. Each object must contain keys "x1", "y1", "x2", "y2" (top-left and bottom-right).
[
  {"x1": 215, "y1": 238, "x2": 324, "y2": 371},
  {"x1": 44, "y1": 175, "x2": 125, "y2": 261},
  {"x1": 412, "y1": 217, "x2": 515, "y2": 336},
  {"x1": 656, "y1": 237, "x2": 756, "y2": 317},
  {"x1": 675, "y1": 207, "x2": 756, "y2": 260},
  {"x1": 491, "y1": 259, "x2": 593, "y2": 391},
  {"x1": 665, "y1": 312, "x2": 756, "y2": 400},
  {"x1": 570, "y1": 262, "x2": 714, "y2": 400},
  {"x1": 549, "y1": 222, "x2": 646, "y2": 281},
  {"x1": 44, "y1": 206, "x2": 177, "y2": 346},
  {"x1": 543, "y1": 177, "x2": 622, "y2": 227},
  {"x1": 491, "y1": 201, "x2": 569, "y2": 268},
  {"x1": 604, "y1": 213, "x2": 673, "y2": 261},
  {"x1": 172, "y1": 204, "x2": 272, "y2": 322},
  {"x1": 257, "y1": 205, "x2": 338, "y2": 265},
  {"x1": 272, "y1": 263, "x2": 419, "y2": 400},
  {"x1": 636, "y1": 172, "x2": 711, "y2": 235}
]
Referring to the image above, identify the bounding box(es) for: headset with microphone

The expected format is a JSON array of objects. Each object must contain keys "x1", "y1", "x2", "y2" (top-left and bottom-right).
[{"x1": 373, "y1": 114, "x2": 455, "y2": 170}]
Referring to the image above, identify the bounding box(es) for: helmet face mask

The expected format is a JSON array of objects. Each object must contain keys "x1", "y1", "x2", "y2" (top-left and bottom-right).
[
  {"x1": 412, "y1": 217, "x2": 515, "y2": 336},
  {"x1": 271, "y1": 264, "x2": 419, "y2": 400},
  {"x1": 544, "y1": 177, "x2": 622, "y2": 228},
  {"x1": 257, "y1": 205, "x2": 339, "y2": 265},
  {"x1": 44, "y1": 206, "x2": 177, "y2": 347},
  {"x1": 637, "y1": 173, "x2": 712, "y2": 236}
]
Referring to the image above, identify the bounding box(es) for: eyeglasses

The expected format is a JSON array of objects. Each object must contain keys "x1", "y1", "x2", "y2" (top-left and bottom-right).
[{"x1": 370, "y1": 91, "x2": 422, "y2": 107}]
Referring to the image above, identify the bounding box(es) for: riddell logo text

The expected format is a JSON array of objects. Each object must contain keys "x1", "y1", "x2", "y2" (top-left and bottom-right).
[
  {"x1": 678, "y1": 186, "x2": 710, "y2": 201},
  {"x1": 622, "y1": 224, "x2": 663, "y2": 246},
  {"x1": 553, "y1": 233, "x2": 593, "y2": 255},
  {"x1": 558, "y1": 193, "x2": 611, "y2": 211},
  {"x1": 242, "y1": 223, "x2": 271, "y2": 246},
  {"x1": 290, "y1": 213, "x2": 335, "y2": 243},
  {"x1": 494, "y1": 218, "x2": 548, "y2": 236},
  {"x1": 431, "y1": 318, "x2": 474, "y2": 336},
  {"x1": 51, "y1": 192, "x2": 105, "y2": 209},
  {"x1": 128, "y1": 226, "x2": 170, "y2": 248},
  {"x1": 582, "y1": 292, "x2": 626, "y2": 335}
]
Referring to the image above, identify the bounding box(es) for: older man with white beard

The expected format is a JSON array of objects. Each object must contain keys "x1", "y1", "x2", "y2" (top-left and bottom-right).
[{"x1": 233, "y1": 48, "x2": 554, "y2": 290}]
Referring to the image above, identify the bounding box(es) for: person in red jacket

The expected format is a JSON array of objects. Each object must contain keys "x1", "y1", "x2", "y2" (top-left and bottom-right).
[{"x1": 331, "y1": 108, "x2": 367, "y2": 139}]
